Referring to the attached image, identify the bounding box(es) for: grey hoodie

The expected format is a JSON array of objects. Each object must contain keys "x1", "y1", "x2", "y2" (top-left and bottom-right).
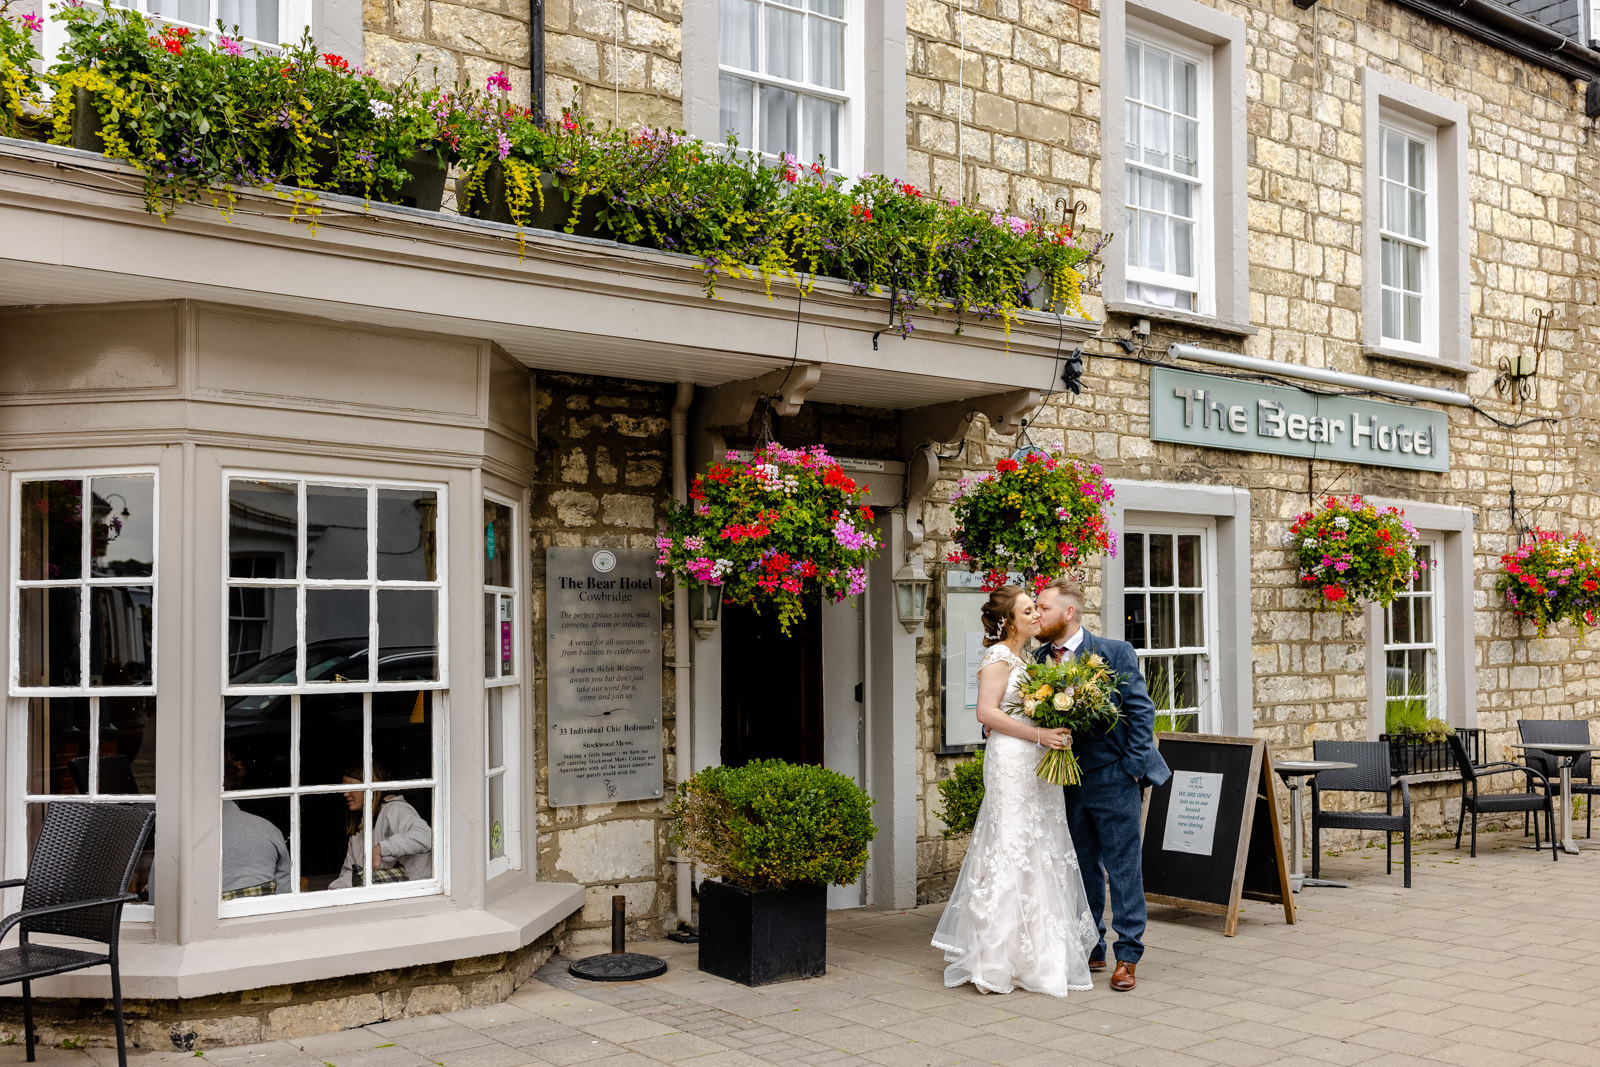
[{"x1": 329, "y1": 794, "x2": 433, "y2": 888}]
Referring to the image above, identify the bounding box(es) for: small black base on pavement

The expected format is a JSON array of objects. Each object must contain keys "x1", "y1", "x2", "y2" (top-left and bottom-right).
[
  {"x1": 665, "y1": 929, "x2": 699, "y2": 944},
  {"x1": 568, "y1": 952, "x2": 668, "y2": 982}
]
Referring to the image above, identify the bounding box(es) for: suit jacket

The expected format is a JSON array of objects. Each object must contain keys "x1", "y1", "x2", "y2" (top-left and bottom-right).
[{"x1": 1035, "y1": 629, "x2": 1172, "y2": 788}]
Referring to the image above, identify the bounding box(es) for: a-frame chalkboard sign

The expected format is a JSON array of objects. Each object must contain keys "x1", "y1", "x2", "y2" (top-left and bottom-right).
[{"x1": 1141, "y1": 733, "x2": 1296, "y2": 936}]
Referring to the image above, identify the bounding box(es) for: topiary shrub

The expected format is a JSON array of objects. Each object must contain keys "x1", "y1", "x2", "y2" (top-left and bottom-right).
[
  {"x1": 672, "y1": 760, "x2": 876, "y2": 891},
  {"x1": 935, "y1": 752, "x2": 985, "y2": 838}
]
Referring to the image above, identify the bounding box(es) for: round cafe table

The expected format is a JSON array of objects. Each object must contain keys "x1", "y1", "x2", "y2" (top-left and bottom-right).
[
  {"x1": 1509, "y1": 742, "x2": 1600, "y2": 855},
  {"x1": 1273, "y1": 759, "x2": 1358, "y2": 892}
]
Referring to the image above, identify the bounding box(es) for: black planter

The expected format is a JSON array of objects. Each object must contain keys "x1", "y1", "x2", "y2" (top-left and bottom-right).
[
  {"x1": 697, "y1": 878, "x2": 826, "y2": 986},
  {"x1": 390, "y1": 147, "x2": 448, "y2": 211},
  {"x1": 70, "y1": 85, "x2": 104, "y2": 154},
  {"x1": 457, "y1": 165, "x2": 602, "y2": 233}
]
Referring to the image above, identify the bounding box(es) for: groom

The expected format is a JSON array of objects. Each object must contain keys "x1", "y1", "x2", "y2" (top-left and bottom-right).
[{"x1": 1035, "y1": 577, "x2": 1170, "y2": 992}]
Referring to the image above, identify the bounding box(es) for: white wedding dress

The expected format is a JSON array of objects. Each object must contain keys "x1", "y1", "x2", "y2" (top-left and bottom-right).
[{"x1": 932, "y1": 643, "x2": 1099, "y2": 996}]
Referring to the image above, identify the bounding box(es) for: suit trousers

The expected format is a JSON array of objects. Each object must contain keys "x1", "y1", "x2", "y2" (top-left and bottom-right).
[{"x1": 1063, "y1": 761, "x2": 1147, "y2": 964}]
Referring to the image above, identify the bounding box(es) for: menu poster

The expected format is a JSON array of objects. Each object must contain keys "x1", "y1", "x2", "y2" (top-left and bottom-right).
[{"x1": 545, "y1": 548, "x2": 663, "y2": 807}]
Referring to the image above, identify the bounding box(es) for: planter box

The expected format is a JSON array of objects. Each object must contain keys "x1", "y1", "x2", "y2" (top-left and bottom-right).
[
  {"x1": 457, "y1": 166, "x2": 600, "y2": 233},
  {"x1": 70, "y1": 85, "x2": 104, "y2": 155},
  {"x1": 390, "y1": 148, "x2": 447, "y2": 212},
  {"x1": 697, "y1": 878, "x2": 825, "y2": 986},
  {"x1": 1380, "y1": 727, "x2": 1485, "y2": 776}
]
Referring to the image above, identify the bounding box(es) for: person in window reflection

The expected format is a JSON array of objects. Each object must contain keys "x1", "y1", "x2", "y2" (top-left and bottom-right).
[
  {"x1": 221, "y1": 755, "x2": 291, "y2": 900},
  {"x1": 330, "y1": 762, "x2": 432, "y2": 888}
]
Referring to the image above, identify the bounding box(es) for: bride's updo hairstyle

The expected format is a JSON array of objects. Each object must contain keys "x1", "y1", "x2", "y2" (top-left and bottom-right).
[{"x1": 980, "y1": 584, "x2": 1026, "y2": 647}]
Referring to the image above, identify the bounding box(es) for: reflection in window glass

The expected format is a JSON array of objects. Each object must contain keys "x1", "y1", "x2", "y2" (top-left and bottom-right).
[
  {"x1": 89, "y1": 476, "x2": 155, "y2": 578},
  {"x1": 1124, "y1": 525, "x2": 1213, "y2": 734},
  {"x1": 90, "y1": 586, "x2": 154, "y2": 687},
  {"x1": 306, "y1": 484, "x2": 368, "y2": 581},
  {"x1": 378, "y1": 489, "x2": 438, "y2": 581},
  {"x1": 19, "y1": 587, "x2": 81, "y2": 688},
  {"x1": 484, "y1": 494, "x2": 520, "y2": 875},
  {"x1": 20, "y1": 480, "x2": 83, "y2": 581},
  {"x1": 378, "y1": 589, "x2": 439, "y2": 677}
]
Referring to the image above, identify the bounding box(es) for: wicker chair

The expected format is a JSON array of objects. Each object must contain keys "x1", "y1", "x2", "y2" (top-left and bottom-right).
[
  {"x1": 1518, "y1": 719, "x2": 1598, "y2": 839},
  {"x1": 0, "y1": 802, "x2": 155, "y2": 1066},
  {"x1": 1310, "y1": 740, "x2": 1413, "y2": 888},
  {"x1": 1447, "y1": 732, "x2": 1556, "y2": 861}
]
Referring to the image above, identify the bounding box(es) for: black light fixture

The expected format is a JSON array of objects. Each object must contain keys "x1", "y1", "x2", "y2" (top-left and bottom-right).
[{"x1": 1494, "y1": 308, "x2": 1550, "y2": 406}]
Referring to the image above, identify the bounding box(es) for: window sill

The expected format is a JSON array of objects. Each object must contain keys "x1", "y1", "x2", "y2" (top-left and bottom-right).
[
  {"x1": 1363, "y1": 346, "x2": 1470, "y2": 376},
  {"x1": 1104, "y1": 301, "x2": 1257, "y2": 337}
]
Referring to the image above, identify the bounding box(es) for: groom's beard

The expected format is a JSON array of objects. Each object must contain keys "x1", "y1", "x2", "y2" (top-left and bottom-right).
[{"x1": 1036, "y1": 618, "x2": 1067, "y2": 644}]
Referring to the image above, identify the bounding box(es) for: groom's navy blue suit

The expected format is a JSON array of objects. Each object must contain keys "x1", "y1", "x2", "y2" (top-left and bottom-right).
[{"x1": 1037, "y1": 628, "x2": 1171, "y2": 964}]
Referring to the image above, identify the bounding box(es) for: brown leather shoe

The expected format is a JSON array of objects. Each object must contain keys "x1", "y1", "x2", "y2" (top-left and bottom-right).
[
  {"x1": 1110, "y1": 961, "x2": 1136, "y2": 991},
  {"x1": 1088, "y1": 956, "x2": 1106, "y2": 972}
]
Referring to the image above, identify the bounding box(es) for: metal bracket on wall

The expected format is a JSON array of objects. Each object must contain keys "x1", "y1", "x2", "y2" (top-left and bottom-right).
[
  {"x1": 689, "y1": 364, "x2": 822, "y2": 466},
  {"x1": 898, "y1": 388, "x2": 1041, "y2": 550}
]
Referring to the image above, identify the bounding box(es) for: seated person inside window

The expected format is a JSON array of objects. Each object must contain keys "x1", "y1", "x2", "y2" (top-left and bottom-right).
[
  {"x1": 330, "y1": 762, "x2": 433, "y2": 888},
  {"x1": 221, "y1": 754, "x2": 291, "y2": 900}
]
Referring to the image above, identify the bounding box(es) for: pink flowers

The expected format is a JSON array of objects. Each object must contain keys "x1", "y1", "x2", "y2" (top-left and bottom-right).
[
  {"x1": 217, "y1": 35, "x2": 242, "y2": 57},
  {"x1": 487, "y1": 70, "x2": 512, "y2": 94},
  {"x1": 496, "y1": 130, "x2": 511, "y2": 160},
  {"x1": 831, "y1": 518, "x2": 877, "y2": 552},
  {"x1": 22, "y1": 11, "x2": 43, "y2": 30}
]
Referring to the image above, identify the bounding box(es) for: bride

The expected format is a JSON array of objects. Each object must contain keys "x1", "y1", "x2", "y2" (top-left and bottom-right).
[{"x1": 932, "y1": 585, "x2": 1099, "y2": 996}]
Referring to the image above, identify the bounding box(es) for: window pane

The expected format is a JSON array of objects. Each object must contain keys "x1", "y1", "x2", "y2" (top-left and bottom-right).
[
  {"x1": 488, "y1": 686, "x2": 506, "y2": 768},
  {"x1": 306, "y1": 485, "x2": 367, "y2": 581},
  {"x1": 216, "y1": 0, "x2": 279, "y2": 43},
  {"x1": 1140, "y1": 209, "x2": 1166, "y2": 272},
  {"x1": 488, "y1": 775, "x2": 506, "y2": 861},
  {"x1": 804, "y1": 96, "x2": 840, "y2": 168},
  {"x1": 90, "y1": 586, "x2": 154, "y2": 687},
  {"x1": 1381, "y1": 237, "x2": 1398, "y2": 287},
  {"x1": 1175, "y1": 59, "x2": 1198, "y2": 118},
  {"x1": 1144, "y1": 47, "x2": 1169, "y2": 108},
  {"x1": 1126, "y1": 43, "x2": 1141, "y2": 105},
  {"x1": 1172, "y1": 217, "x2": 1192, "y2": 278},
  {"x1": 809, "y1": 16, "x2": 843, "y2": 90},
  {"x1": 1411, "y1": 595, "x2": 1432, "y2": 646},
  {"x1": 377, "y1": 589, "x2": 439, "y2": 680},
  {"x1": 1176, "y1": 535, "x2": 1201, "y2": 587},
  {"x1": 1146, "y1": 657, "x2": 1173, "y2": 710},
  {"x1": 301, "y1": 691, "x2": 363, "y2": 786},
  {"x1": 1124, "y1": 532, "x2": 1145, "y2": 587},
  {"x1": 1382, "y1": 288, "x2": 1400, "y2": 340},
  {"x1": 1148, "y1": 534, "x2": 1175, "y2": 588},
  {"x1": 1149, "y1": 593, "x2": 1176, "y2": 649},
  {"x1": 1125, "y1": 593, "x2": 1148, "y2": 649},
  {"x1": 1414, "y1": 545, "x2": 1434, "y2": 591},
  {"x1": 1173, "y1": 119, "x2": 1198, "y2": 177},
  {"x1": 1403, "y1": 293, "x2": 1421, "y2": 344},
  {"x1": 99, "y1": 696, "x2": 156, "y2": 795},
  {"x1": 306, "y1": 589, "x2": 369, "y2": 680},
  {"x1": 90, "y1": 476, "x2": 154, "y2": 578},
  {"x1": 1407, "y1": 138, "x2": 1426, "y2": 189},
  {"x1": 229, "y1": 586, "x2": 296, "y2": 683},
  {"x1": 485, "y1": 501, "x2": 513, "y2": 588},
  {"x1": 1141, "y1": 106, "x2": 1168, "y2": 168},
  {"x1": 222, "y1": 795, "x2": 290, "y2": 899},
  {"x1": 765, "y1": 4, "x2": 803, "y2": 80},
  {"x1": 808, "y1": 0, "x2": 843, "y2": 12},
  {"x1": 300, "y1": 792, "x2": 352, "y2": 892},
  {"x1": 1173, "y1": 653, "x2": 1201, "y2": 709},
  {"x1": 148, "y1": 0, "x2": 208, "y2": 25},
  {"x1": 373, "y1": 689, "x2": 432, "y2": 783},
  {"x1": 1391, "y1": 596, "x2": 1412, "y2": 643},
  {"x1": 485, "y1": 592, "x2": 498, "y2": 681},
  {"x1": 759, "y1": 84, "x2": 800, "y2": 156},
  {"x1": 378, "y1": 489, "x2": 437, "y2": 581},
  {"x1": 1178, "y1": 592, "x2": 1203, "y2": 647},
  {"x1": 719, "y1": 73, "x2": 754, "y2": 143},
  {"x1": 1383, "y1": 183, "x2": 1405, "y2": 232},
  {"x1": 19, "y1": 587, "x2": 80, "y2": 687},
  {"x1": 225, "y1": 693, "x2": 291, "y2": 788},
  {"x1": 719, "y1": 0, "x2": 757, "y2": 67},
  {"x1": 230, "y1": 481, "x2": 298, "y2": 579},
  {"x1": 27, "y1": 697, "x2": 89, "y2": 795},
  {"x1": 21, "y1": 480, "x2": 82, "y2": 581},
  {"x1": 1383, "y1": 129, "x2": 1404, "y2": 180}
]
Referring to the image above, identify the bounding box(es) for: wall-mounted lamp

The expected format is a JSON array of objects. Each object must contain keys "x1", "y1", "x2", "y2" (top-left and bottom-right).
[
  {"x1": 893, "y1": 560, "x2": 931, "y2": 634},
  {"x1": 1494, "y1": 308, "x2": 1551, "y2": 405},
  {"x1": 687, "y1": 583, "x2": 722, "y2": 639}
]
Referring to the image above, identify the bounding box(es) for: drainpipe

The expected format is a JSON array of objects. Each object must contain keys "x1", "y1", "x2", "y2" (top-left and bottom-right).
[
  {"x1": 669, "y1": 382, "x2": 695, "y2": 929},
  {"x1": 528, "y1": 0, "x2": 547, "y2": 123}
]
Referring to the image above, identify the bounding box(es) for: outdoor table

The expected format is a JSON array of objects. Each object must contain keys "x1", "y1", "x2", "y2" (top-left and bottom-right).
[
  {"x1": 1273, "y1": 759, "x2": 1359, "y2": 892},
  {"x1": 1509, "y1": 741, "x2": 1600, "y2": 855}
]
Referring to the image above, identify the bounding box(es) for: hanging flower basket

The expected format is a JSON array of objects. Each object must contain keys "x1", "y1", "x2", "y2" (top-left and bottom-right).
[
  {"x1": 657, "y1": 444, "x2": 880, "y2": 634},
  {"x1": 1289, "y1": 495, "x2": 1424, "y2": 613},
  {"x1": 1496, "y1": 529, "x2": 1600, "y2": 637},
  {"x1": 945, "y1": 453, "x2": 1116, "y2": 592}
]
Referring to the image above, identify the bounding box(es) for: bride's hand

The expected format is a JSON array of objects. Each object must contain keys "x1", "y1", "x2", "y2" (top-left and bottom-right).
[{"x1": 1045, "y1": 728, "x2": 1072, "y2": 750}]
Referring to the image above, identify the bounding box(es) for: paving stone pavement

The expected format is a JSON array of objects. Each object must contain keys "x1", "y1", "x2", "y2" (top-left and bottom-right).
[{"x1": 6, "y1": 829, "x2": 1600, "y2": 1066}]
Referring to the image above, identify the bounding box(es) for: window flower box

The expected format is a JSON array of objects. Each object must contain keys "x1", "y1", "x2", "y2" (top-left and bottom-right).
[{"x1": 1380, "y1": 727, "x2": 1484, "y2": 776}]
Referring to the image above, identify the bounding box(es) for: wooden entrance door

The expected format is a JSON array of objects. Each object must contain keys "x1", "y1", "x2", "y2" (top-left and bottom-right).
[{"x1": 720, "y1": 601, "x2": 823, "y2": 767}]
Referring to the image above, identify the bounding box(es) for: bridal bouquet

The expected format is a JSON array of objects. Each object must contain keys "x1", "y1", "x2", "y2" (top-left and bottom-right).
[{"x1": 1011, "y1": 655, "x2": 1123, "y2": 786}]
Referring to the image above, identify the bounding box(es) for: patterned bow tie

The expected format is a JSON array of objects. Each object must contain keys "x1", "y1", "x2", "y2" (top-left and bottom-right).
[{"x1": 1051, "y1": 644, "x2": 1069, "y2": 662}]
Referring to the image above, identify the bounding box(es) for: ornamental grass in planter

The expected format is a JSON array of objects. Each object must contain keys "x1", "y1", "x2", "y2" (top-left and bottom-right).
[{"x1": 672, "y1": 760, "x2": 876, "y2": 986}]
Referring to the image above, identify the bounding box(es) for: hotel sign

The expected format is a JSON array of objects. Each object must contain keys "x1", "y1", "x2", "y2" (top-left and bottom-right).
[{"x1": 1149, "y1": 367, "x2": 1450, "y2": 473}]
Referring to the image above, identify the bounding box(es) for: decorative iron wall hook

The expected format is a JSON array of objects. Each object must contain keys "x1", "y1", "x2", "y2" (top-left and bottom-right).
[
  {"x1": 1054, "y1": 195, "x2": 1087, "y2": 235},
  {"x1": 1494, "y1": 308, "x2": 1551, "y2": 405}
]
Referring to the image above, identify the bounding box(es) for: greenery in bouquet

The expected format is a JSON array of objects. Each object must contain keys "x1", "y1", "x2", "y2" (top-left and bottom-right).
[
  {"x1": 1, "y1": 0, "x2": 44, "y2": 138},
  {"x1": 671, "y1": 759, "x2": 876, "y2": 891},
  {"x1": 1496, "y1": 528, "x2": 1600, "y2": 637},
  {"x1": 934, "y1": 751, "x2": 985, "y2": 838},
  {"x1": 657, "y1": 443, "x2": 880, "y2": 634},
  {"x1": 1289, "y1": 494, "x2": 1424, "y2": 613},
  {"x1": 946, "y1": 452, "x2": 1116, "y2": 592},
  {"x1": 1010, "y1": 655, "x2": 1123, "y2": 786}
]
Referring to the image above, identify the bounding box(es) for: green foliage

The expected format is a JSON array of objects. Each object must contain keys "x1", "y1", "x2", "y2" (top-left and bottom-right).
[
  {"x1": 0, "y1": 0, "x2": 43, "y2": 138},
  {"x1": 1290, "y1": 494, "x2": 1425, "y2": 613},
  {"x1": 947, "y1": 452, "x2": 1116, "y2": 590},
  {"x1": 935, "y1": 752, "x2": 985, "y2": 838},
  {"x1": 1496, "y1": 529, "x2": 1600, "y2": 638},
  {"x1": 671, "y1": 759, "x2": 876, "y2": 891}
]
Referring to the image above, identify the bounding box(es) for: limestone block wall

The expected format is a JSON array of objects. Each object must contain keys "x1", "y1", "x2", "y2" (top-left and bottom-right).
[
  {"x1": 530, "y1": 373, "x2": 679, "y2": 946},
  {"x1": 365, "y1": 0, "x2": 535, "y2": 99}
]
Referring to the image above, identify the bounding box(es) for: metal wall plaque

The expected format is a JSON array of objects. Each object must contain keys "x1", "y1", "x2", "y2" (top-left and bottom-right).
[
  {"x1": 545, "y1": 547, "x2": 663, "y2": 807},
  {"x1": 1149, "y1": 367, "x2": 1450, "y2": 472}
]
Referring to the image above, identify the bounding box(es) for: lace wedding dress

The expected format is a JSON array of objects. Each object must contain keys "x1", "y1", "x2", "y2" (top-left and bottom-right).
[{"x1": 932, "y1": 643, "x2": 1099, "y2": 996}]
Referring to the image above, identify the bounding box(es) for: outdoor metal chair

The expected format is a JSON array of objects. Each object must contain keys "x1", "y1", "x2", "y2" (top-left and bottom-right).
[
  {"x1": 1310, "y1": 740, "x2": 1413, "y2": 888},
  {"x1": 1447, "y1": 732, "x2": 1556, "y2": 861},
  {"x1": 1518, "y1": 719, "x2": 1598, "y2": 839},
  {"x1": 0, "y1": 802, "x2": 155, "y2": 1066}
]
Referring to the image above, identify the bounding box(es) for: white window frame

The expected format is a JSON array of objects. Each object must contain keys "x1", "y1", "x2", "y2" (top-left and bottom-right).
[
  {"x1": 483, "y1": 490, "x2": 522, "y2": 879},
  {"x1": 7, "y1": 467, "x2": 160, "y2": 923},
  {"x1": 1375, "y1": 114, "x2": 1438, "y2": 358},
  {"x1": 1122, "y1": 27, "x2": 1213, "y2": 315},
  {"x1": 41, "y1": 0, "x2": 314, "y2": 66},
  {"x1": 714, "y1": 0, "x2": 864, "y2": 173},
  {"x1": 1121, "y1": 520, "x2": 1221, "y2": 735},
  {"x1": 218, "y1": 471, "x2": 448, "y2": 917},
  {"x1": 1381, "y1": 538, "x2": 1445, "y2": 728}
]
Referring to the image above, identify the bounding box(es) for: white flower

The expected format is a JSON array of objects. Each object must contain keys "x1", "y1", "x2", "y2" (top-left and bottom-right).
[
  {"x1": 1333, "y1": 516, "x2": 1349, "y2": 529},
  {"x1": 368, "y1": 99, "x2": 394, "y2": 120},
  {"x1": 1303, "y1": 538, "x2": 1317, "y2": 548}
]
